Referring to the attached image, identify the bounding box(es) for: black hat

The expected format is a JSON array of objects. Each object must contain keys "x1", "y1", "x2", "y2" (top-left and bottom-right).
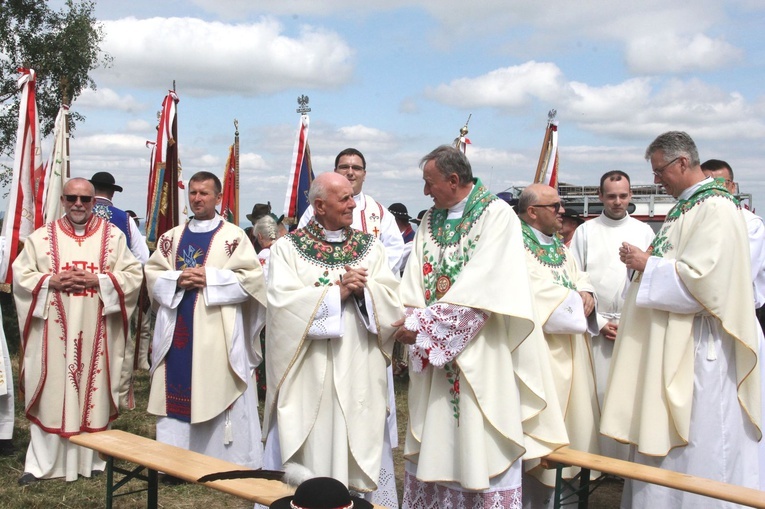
[
  {"x1": 411, "y1": 209, "x2": 427, "y2": 226},
  {"x1": 247, "y1": 203, "x2": 272, "y2": 223},
  {"x1": 388, "y1": 202, "x2": 411, "y2": 222},
  {"x1": 89, "y1": 171, "x2": 123, "y2": 192},
  {"x1": 269, "y1": 477, "x2": 373, "y2": 509}
]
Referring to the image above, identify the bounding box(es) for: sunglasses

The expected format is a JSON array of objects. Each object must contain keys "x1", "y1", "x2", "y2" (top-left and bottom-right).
[
  {"x1": 64, "y1": 195, "x2": 93, "y2": 203},
  {"x1": 532, "y1": 201, "x2": 563, "y2": 213}
]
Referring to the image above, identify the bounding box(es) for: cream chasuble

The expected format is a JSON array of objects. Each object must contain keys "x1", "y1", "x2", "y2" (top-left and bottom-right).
[
  {"x1": 145, "y1": 217, "x2": 266, "y2": 425},
  {"x1": 400, "y1": 181, "x2": 568, "y2": 497},
  {"x1": 265, "y1": 220, "x2": 401, "y2": 493},
  {"x1": 521, "y1": 222, "x2": 600, "y2": 486},
  {"x1": 601, "y1": 180, "x2": 760, "y2": 507}
]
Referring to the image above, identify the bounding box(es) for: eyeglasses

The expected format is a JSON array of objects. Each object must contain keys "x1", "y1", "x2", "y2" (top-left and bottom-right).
[
  {"x1": 652, "y1": 157, "x2": 680, "y2": 177},
  {"x1": 64, "y1": 195, "x2": 93, "y2": 203},
  {"x1": 532, "y1": 201, "x2": 563, "y2": 213},
  {"x1": 336, "y1": 164, "x2": 365, "y2": 172}
]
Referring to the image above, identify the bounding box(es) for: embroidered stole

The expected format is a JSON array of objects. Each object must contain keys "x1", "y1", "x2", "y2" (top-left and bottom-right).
[{"x1": 165, "y1": 222, "x2": 222, "y2": 422}]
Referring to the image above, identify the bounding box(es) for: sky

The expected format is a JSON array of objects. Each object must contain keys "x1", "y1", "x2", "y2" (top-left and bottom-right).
[{"x1": 7, "y1": 0, "x2": 765, "y2": 223}]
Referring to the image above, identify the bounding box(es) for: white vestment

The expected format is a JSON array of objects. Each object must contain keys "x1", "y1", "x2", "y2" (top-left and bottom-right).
[
  {"x1": 600, "y1": 179, "x2": 761, "y2": 509},
  {"x1": 263, "y1": 221, "x2": 401, "y2": 508},
  {"x1": 0, "y1": 236, "x2": 13, "y2": 442},
  {"x1": 569, "y1": 213, "x2": 654, "y2": 459},
  {"x1": 145, "y1": 216, "x2": 266, "y2": 468}
]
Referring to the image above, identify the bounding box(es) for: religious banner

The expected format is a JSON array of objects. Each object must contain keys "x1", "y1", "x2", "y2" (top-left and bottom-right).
[
  {"x1": 0, "y1": 68, "x2": 44, "y2": 286},
  {"x1": 40, "y1": 104, "x2": 70, "y2": 224},
  {"x1": 145, "y1": 90, "x2": 180, "y2": 250},
  {"x1": 283, "y1": 95, "x2": 314, "y2": 228},
  {"x1": 534, "y1": 109, "x2": 559, "y2": 189},
  {"x1": 220, "y1": 121, "x2": 239, "y2": 224}
]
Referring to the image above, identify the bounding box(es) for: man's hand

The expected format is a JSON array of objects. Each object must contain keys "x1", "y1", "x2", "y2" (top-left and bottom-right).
[
  {"x1": 177, "y1": 266, "x2": 207, "y2": 290},
  {"x1": 579, "y1": 291, "x2": 595, "y2": 317},
  {"x1": 50, "y1": 268, "x2": 99, "y2": 293},
  {"x1": 337, "y1": 265, "x2": 368, "y2": 300},
  {"x1": 619, "y1": 242, "x2": 650, "y2": 273},
  {"x1": 600, "y1": 322, "x2": 618, "y2": 341},
  {"x1": 392, "y1": 317, "x2": 417, "y2": 345}
]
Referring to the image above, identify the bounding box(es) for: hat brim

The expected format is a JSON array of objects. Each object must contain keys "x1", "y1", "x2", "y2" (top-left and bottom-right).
[
  {"x1": 270, "y1": 495, "x2": 373, "y2": 509},
  {"x1": 89, "y1": 180, "x2": 123, "y2": 192}
]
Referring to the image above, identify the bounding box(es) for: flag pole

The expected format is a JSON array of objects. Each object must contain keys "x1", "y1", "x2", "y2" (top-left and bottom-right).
[
  {"x1": 234, "y1": 119, "x2": 240, "y2": 225},
  {"x1": 453, "y1": 114, "x2": 471, "y2": 153}
]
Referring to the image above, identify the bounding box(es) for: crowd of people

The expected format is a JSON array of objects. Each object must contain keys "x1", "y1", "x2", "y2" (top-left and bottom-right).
[{"x1": 0, "y1": 130, "x2": 762, "y2": 509}]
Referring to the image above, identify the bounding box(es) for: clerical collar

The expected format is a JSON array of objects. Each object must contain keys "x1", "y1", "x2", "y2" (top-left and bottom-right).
[
  {"x1": 678, "y1": 177, "x2": 713, "y2": 201},
  {"x1": 447, "y1": 186, "x2": 473, "y2": 220},
  {"x1": 305, "y1": 218, "x2": 353, "y2": 242},
  {"x1": 73, "y1": 223, "x2": 87, "y2": 235},
  {"x1": 323, "y1": 227, "x2": 345, "y2": 242},
  {"x1": 600, "y1": 213, "x2": 630, "y2": 227},
  {"x1": 189, "y1": 215, "x2": 222, "y2": 233},
  {"x1": 528, "y1": 224, "x2": 556, "y2": 245},
  {"x1": 353, "y1": 192, "x2": 365, "y2": 207}
]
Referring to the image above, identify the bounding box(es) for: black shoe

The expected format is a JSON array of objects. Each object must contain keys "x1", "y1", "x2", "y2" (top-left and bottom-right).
[
  {"x1": 91, "y1": 469, "x2": 104, "y2": 478},
  {"x1": 18, "y1": 472, "x2": 39, "y2": 486}
]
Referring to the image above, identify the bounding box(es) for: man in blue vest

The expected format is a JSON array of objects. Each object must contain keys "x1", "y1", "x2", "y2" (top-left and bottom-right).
[{"x1": 90, "y1": 171, "x2": 150, "y2": 409}]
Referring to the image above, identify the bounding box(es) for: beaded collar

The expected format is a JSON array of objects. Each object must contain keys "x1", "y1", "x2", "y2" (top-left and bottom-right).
[
  {"x1": 288, "y1": 219, "x2": 374, "y2": 268},
  {"x1": 428, "y1": 179, "x2": 496, "y2": 246},
  {"x1": 521, "y1": 220, "x2": 566, "y2": 268}
]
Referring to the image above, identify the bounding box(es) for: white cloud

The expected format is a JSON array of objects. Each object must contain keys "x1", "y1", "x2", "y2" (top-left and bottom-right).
[
  {"x1": 426, "y1": 61, "x2": 567, "y2": 110},
  {"x1": 97, "y1": 17, "x2": 354, "y2": 96},
  {"x1": 626, "y1": 33, "x2": 743, "y2": 74},
  {"x1": 71, "y1": 88, "x2": 145, "y2": 112}
]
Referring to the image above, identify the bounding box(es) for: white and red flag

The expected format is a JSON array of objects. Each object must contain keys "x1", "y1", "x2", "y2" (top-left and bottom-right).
[
  {"x1": 220, "y1": 136, "x2": 238, "y2": 224},
  {"x1": 0, "y1": 68, "x2": 44, "y2": 285},
  {"x1": 283, "y1": 113, "x2": 314, "y2": 227},
  {"x1": 145, "y1": 90, "x2": 180, "y2": 250},
  {"x1": 41, "y1": 105, "x2": 70, "y2": 224},
  {"x1": 534, "y1": 109, "x2": 559, "y2": 189}
]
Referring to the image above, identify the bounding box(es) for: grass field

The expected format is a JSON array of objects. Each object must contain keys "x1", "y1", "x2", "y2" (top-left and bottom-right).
[{"x1": 1, "y1": 359, "x2": 622, "y2": 508}]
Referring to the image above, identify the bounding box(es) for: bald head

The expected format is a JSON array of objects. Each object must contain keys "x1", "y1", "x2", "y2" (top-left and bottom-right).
[
  {"x1": 310, "y1": 172, "x2": 356, "y2": 231},
  {"x1": 518, "y1": 184, "x2": 565, "y2": 236},
  {"x1": 61, "y1": 178, "x2": 96, "y2": 225}
]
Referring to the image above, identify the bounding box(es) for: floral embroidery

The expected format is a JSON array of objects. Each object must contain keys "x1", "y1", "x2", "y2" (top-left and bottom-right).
[
  {"x1": 159, "y1": 235, "x2": 173, "y2": 258},
  {"x1": 224, "y1": 239, "x2": 239, "y2": 257},
  {"x1": 521, "y1": 221, "x2": 567, "y2": 268},
  {"x1": 445, "y1": 362, "x2": 460, "y2": 425},
  {"x1": 68, "y1": 331, "x2": 84, "y2": 391},
  {"x1": 428, "y1": 179, "x2": 495, "y2": 248},
  {"x1": 288, "y1": 219, "x2": 374, "y2": 268},
  {"x1": 314, "y1": 270, "x2": 334, "y2": 287},
  {"x1": 664, "y1": 179, "x2": 737, "y2": 224}
]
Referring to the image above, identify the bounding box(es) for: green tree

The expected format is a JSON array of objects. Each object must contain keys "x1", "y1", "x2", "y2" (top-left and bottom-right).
[{"x1": 0, "y1": 0, "x2": 110, "y2": 186}]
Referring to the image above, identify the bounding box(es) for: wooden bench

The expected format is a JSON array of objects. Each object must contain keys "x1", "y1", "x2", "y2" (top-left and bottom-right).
[
  {"x1": 543, "y1": 447, "x2": 765, "y2": 508},
  {"x1": 70, "y1": 429, "x2": 388, "y2": 509}
]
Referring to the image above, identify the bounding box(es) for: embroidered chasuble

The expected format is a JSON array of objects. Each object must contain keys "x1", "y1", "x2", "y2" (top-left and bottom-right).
[
  {"x1": 399, "y1": 180, "x2": 568, "y2": 493},
  {"x1": 521, "y1": 221, "x2": 600, "y2": 485},
  {"x1": 265, "y1": 220, "x2": 401, "y2": 493},
  {"x1": 13, "y1": 215, "x2": 142, "y2": 436},
  {"x1": 601, "y1": 179, "x2": 761, "y2": 455},
  {"x1": 146, "y1": 219, "x2": 266, "y2": 425}
]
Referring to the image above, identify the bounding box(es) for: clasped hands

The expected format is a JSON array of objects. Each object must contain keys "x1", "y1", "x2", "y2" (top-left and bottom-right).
[
  {"x1": 178, "y1": 266, "x2": 207, "y2": 290},
  {"x1": 338, "y1": 264, "x2": 367, "y2": 301},
  {"x1": 50, "y1": 268, "x2": 99, "y2": 293}
]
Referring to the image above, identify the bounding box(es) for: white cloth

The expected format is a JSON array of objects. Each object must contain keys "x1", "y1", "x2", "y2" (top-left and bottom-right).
[
  {"x1": 743, "y1": 208, "x2": 765, "y2": 308},
  {"x1": 0, "y1": 301, "x2": 12, "y2": 440},
  {"x1": 569, "y1": 213, "x2": 654, "y2": 459}
]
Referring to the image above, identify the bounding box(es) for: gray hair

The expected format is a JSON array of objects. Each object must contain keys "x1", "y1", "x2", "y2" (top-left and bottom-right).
[
  {"x1": 253, "y1": 215, "x2": 278, "y2": 241},
  {"x1": 307, "y1": 177, "x2": 328, "y2": 207},
  {"x1": 517, "y1": 186, "x2": 540, "y2": 215},
  {"x1": 419, "y1": 145, "x2": 473, "y2": 185},
  {"x1": 645, "y1": 131, "x2": 700, "y2": 166}
]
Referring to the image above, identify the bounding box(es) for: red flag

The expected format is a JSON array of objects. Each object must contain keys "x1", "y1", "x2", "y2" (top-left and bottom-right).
[
  {"x1": 283, "y1": 114, "x2": 314, "y2": 226},
  {"x1": 220, "y1": 142, "x2": 237, "y2": 223},
  {"x1": 0, "y1": 68, "x2": 44, "y2": 285},
  {"x1": 534, "y1": 109, "x2": 559, "y2": 189},
  {"x1": 145, "y1": 91, "x2": 180, "y2": 250}
]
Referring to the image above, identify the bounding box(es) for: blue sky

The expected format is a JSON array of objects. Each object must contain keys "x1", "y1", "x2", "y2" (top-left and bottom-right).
[{"x1": 8, "y1": 0, "x2": 765, "y2": 222}]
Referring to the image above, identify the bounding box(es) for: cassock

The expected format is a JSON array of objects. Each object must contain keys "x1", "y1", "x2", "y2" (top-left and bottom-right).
[
  {"x1": 13, "y1": 215, "x2": 142, "y2": 480},
  {"x1": 569, "y1": 213, "x2": 654, "y2": 459},
  {"x1": 263, "y1": 220, "x2": 401, "y2": 508},
  {"x1": 145, "y1": 216, "x2": 266, "y2": 468},
  {"x1": 520, "y1": 222, "x2": 600, "y2": 497},
  {"x1": 400, "y1": 181, "x2": 568, "y2": 509},
  {"x1": 601, "y1": 178, "x2": 761, "y2": 508}
]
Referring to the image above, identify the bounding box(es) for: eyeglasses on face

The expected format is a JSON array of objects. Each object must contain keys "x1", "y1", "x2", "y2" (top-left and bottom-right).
[
  {"x1": 336, "y1": 164, "x2": 365, "y2": 172},
  {"x1": 532, "y1": 201, "x2": 563, "y2": 213},
  {"x1": 64, "y1": 195, "x2": 93, "y2": 203},
  {"x1": 652, "y1": 157, "x2": 680, "y2": 177}
]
